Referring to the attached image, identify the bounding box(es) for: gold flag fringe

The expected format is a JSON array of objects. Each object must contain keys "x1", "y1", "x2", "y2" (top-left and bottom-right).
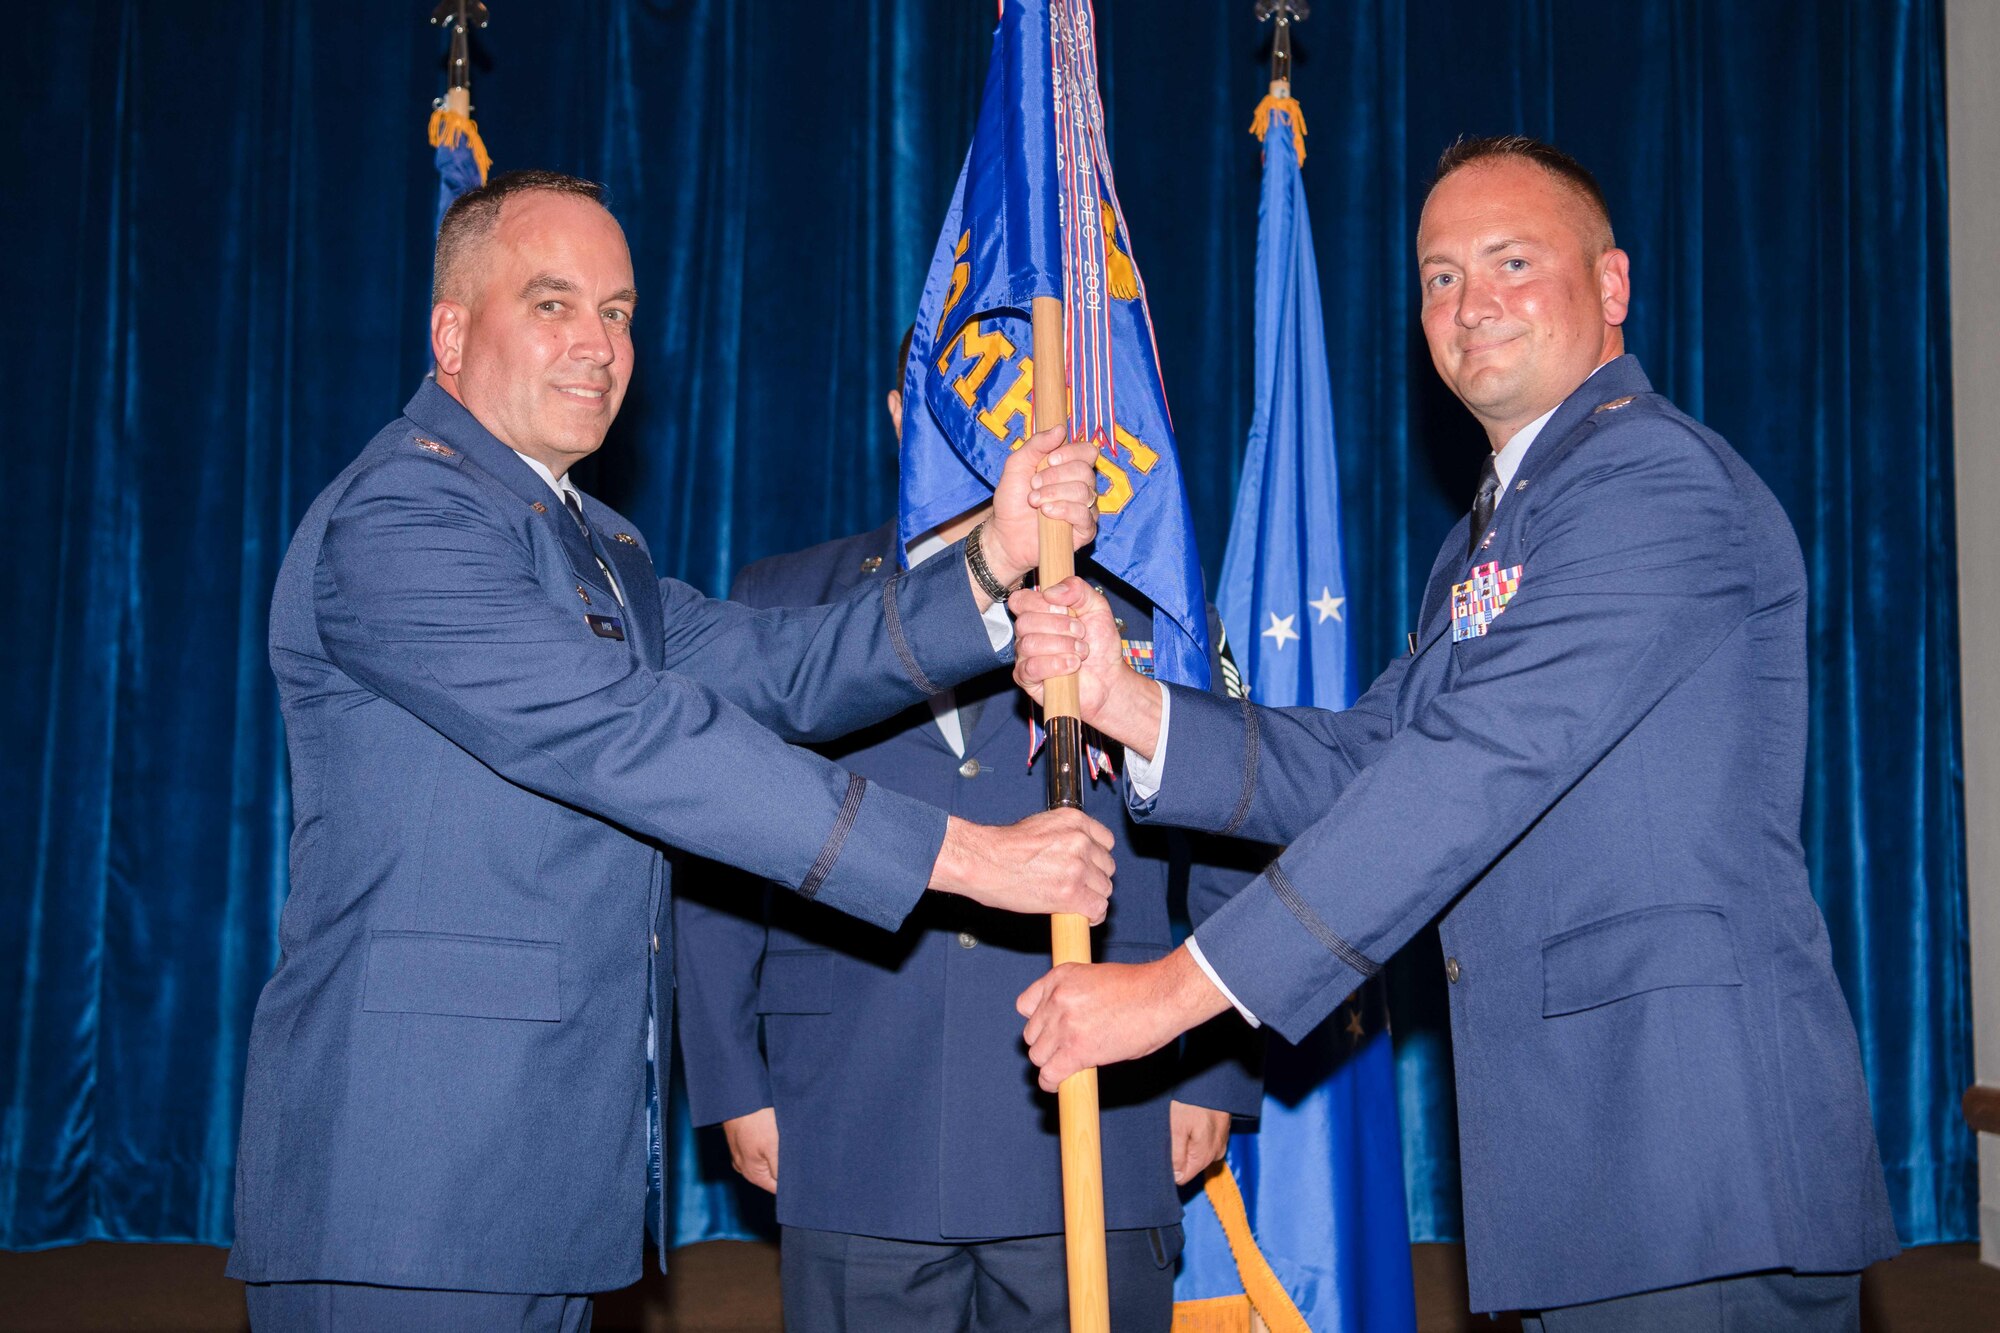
[
  {"x1": 1169, "y1": 1160, "x2": 1311, "y2": 1333},
  {"x1": 1249, "y1": 93, "x2": 1308, "y2": 165},
  {"x1": 427, "y1": 107, "x2": 493, "y2": 185}
]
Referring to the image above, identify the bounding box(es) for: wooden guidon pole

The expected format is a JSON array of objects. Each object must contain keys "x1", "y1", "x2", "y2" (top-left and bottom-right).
[{"x1": 1030, "y1": 294, "x2": 1111, "y2": 1333}]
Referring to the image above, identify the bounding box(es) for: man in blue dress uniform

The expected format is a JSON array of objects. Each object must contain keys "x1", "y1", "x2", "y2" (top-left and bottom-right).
[
  {"x1": 229, "y1": 171, "x2": 1118, "y2": 1331},
  {"x1": 1008, "y1": 138, "x2": 1899, "y2": 1330},
  {"x1": 675, "y1": 340, "x2": 1262, "y2": 1331}
]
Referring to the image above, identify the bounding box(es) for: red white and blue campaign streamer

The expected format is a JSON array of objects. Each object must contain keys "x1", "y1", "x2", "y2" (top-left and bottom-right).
[{"x1": 1049, "y1": 0, "x2": 1118, "y2": 456}]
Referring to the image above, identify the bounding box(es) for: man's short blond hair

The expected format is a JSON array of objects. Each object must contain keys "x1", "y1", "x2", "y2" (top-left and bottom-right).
[{"x1": 1431, "y1": 135, "x2": 1616, "y2": 256}]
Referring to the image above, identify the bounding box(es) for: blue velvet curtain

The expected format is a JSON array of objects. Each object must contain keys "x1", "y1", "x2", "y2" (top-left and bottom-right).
[{"x1": 1, "y1": 0, "x2": 1969, "y2": 1255}]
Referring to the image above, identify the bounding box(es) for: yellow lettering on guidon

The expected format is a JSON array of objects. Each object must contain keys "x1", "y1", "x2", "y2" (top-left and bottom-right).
[
  {"x1": 936, "y1": 231, "x2": 971, "y2": 335},
  {"x1": 1095, "y1": 424, "x2": 1160, "y2": 514},
  {"x1": 979, "y1": 359, "x2": 1037, "y2": 445},
  {"x1": 938, "y1": 321, "x2": 1018, "y2": 408}
]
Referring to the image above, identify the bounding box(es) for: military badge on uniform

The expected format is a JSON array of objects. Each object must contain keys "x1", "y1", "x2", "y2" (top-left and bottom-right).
[
  {"x1": 1217, "y1": 629, "x2": 1247, "y2": 700},
  {"x1": 585, "y1": 614, "x2": 625, "y2": 641},
  {"x1": 615, "y1": 533, "x2": 639, "y2": 545},
  {"x1": 413, "y1": 436, "x2": 456, "y2": 458},
  {"x1": 1120, "y1": 638, "x2": 1156, "y2": 679},
  {"x1": 1450, "y1": 562, "x2": 1523, "y2": 642}
]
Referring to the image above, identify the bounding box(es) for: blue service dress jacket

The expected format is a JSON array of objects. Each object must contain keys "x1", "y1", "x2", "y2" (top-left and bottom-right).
[
  {"x1": 228, "y1": 383, "x2": 1013, "y2": 1295},
  {"x1": 1145, "y1": 358, "x2": 1899, "y2": 1312},
  {"x1": 674, "y1": 524, "x2": 1263, "y2": 1243}
]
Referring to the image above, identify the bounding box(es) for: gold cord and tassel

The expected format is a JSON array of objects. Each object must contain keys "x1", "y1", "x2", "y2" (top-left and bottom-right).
[
  {"x1": 427, "y1": 105, "x2": 493, "y2": 185},
  {"x1": 1249, "y1": 84, "x2": 1308, "y2": 165}
]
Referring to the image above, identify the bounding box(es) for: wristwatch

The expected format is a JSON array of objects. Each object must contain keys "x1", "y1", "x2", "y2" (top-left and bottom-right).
[{"x1": 964, "y1": 521, "x2": 1024, "y2": 603}]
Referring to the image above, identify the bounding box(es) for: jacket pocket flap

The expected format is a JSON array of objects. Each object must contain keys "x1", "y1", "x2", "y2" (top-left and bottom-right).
[
  {"x1": 362, "y1": 931, "x2": 561, "y2": 1021},
  {"x1": 1541, "y1": 904, "x2": 1741, "y2": 1017},
  {"x1": 756, "y1": 951, "x2": 832, "y2": 1015}
]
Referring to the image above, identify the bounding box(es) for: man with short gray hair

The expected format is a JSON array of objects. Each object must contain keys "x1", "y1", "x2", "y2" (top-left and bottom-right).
[{"x1": 229, "y1": 170, "x2": 1113, "y2": 1330}]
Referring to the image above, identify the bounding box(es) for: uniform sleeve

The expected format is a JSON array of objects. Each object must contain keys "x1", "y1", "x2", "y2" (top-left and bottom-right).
[
  {"x1": 1170, "y1": 834, "x2": 1268, "y2": 1116},
  {"x1": 668, "y1": 560, "x2": 790, "y2": 1125},
  {"x1": 652, "y1": 544, "x2": 1007, "y2": 744},
  {"x1": 315, "y1": 457, "x2": 947, "y2": 931},
  {"x1": 672, "y1": 863, "x2": 776, "y2": 1126},
  {"x1": 1131, "y1": 654, "x2": 1407, "y2": 845},
  {"x1": 1166, "y1": 608, "x2": 1267, "y2": 1117},
  {"x1": 1191, "y1": 430, "x2": 1757, "y2": 1041}
]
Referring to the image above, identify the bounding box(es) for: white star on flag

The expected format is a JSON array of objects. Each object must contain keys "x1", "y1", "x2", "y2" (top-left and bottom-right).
[
  {"x1": 1310, "y1": 588, "x2": 1346, "y2": 624},
  {"x1": 1262, "y1": 611, "x2": 1299, "y2": 651}
]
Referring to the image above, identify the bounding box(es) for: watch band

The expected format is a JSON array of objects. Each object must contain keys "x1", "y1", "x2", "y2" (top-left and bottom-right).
[{"x1": 964, "y1": 522, "x2": 1021, "y2": 603}]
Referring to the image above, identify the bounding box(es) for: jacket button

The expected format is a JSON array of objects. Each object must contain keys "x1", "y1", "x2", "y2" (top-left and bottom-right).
[
  {"x1": 959, "y1": 758, "x2": 981, "y2": 778},
  {"x1": 957, "y1": 932, "x2": 977, "y2": 949},
  {"x1": 651, "y1": 933, "x2": 659, "y2": 955},
  {"x1": 1444, "y1": 956, "x2": 1461, "y2": 983}
]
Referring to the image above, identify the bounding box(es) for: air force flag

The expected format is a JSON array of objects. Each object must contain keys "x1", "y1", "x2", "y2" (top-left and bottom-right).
[{"x1": 1174, "y1": 93, "x2": 1418, "y2": 1333}]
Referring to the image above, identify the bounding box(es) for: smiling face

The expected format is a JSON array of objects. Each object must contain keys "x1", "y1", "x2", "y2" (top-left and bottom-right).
[
  {"x1": 1417, "y1": 157, "x2": 1629, "y2": 447},
  {"x1": 431, "y1": 191, "x2": 637, "y2": 474}
]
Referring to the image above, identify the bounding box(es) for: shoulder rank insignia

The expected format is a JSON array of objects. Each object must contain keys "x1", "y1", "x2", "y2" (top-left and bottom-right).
[
  {"x1": 530, "y1": 501, "x2": 548, "y2": 514},
  {"x1": 1450, "y1": 561, "x2": 1523, "y2": 643},
  {"x1": 1593, "y1": 395, "x2": 1637, "y2": 413},
  {"x1": 615, "y1": 532, "x2": 638, "y2": 545},
  {"x1": 413, "y1": 436, "x2": 456, "y2": 457},
  {"x1": 860, "y1": 555, "x2": 883, "y2": 574}
]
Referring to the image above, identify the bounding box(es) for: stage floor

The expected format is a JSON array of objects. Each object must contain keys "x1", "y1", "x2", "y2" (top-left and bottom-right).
[{"x1": 0, "y1": 1239, "x2": 1991, "y2": 1331}]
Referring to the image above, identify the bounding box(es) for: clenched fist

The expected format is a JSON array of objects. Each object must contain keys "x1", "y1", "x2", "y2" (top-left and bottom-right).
[
  {"x1": 930, "y1": 808, "x2": 1116, "y2": 923},
  {"x1": 1008, "y1": 577, "x2": 1163, "y2": 758},
  {"x1": 983, "y1": 424, "x2": 1102, "y2": 592},
  {"x1": 1016, "y1": 946, "x2": 1230, "y2": 1092},
  {"x1": 722, "y1": 1106, "x2": 779, "y2": 1195}
]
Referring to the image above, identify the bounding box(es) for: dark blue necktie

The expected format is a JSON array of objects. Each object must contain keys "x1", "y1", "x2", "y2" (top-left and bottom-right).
[
  {"x1": 564, "y1": 490, "x2": 621, "y2": 604},
  {"x1": 1469, "y1": 455, "x2": 1501, "y2": 559}
]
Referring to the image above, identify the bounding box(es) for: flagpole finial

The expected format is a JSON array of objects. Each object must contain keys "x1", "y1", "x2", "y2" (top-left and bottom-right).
[
  {"x1": 1250, "y1": 1, "x2": 1309, "y2": 161},
  {"x1": 1254, "y1": 0, "x2": 1308, "y2": 94},
  {"x1": 430, "y1": 0, "x2": 492, "y2": 116}
]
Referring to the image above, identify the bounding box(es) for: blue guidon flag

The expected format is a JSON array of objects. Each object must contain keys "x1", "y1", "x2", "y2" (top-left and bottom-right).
[{"x1": 901, "y1": 0, "x2": 1211, "y2": 693}]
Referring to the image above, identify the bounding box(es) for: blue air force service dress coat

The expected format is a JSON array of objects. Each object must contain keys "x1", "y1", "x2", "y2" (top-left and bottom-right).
[
  {"x1": 1149, "y1": 358, "x2": 1899, "y2": 1312},
  {"x1": 674, "y1": 524, "x2": 1263, "y2": 1243},
  {"x1": 228, "y1": 383, "x2": 1010, "y2": 1295}
]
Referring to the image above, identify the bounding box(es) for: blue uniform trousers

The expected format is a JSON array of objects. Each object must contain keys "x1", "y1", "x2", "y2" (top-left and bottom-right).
[
  {"x1": 245, "y1": 1281, "x2": 592, "y2": 1331},
  {"x1": 779, "y1": 1224, "x2": 1183, "y2": 1332},
  {"x1": 1521, "y1": 1270, "x2": 1861, "y2": 1332}
]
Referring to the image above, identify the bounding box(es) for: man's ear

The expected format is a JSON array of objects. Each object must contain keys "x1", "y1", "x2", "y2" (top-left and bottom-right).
[
  {"x1": 1598, "y1": 248, "x2": 1632, "y2": 328},
  {"x1": 885, "y1": 388, "x2": 904, "y2": 441},
  {"x1": 431, "y1": 302, "x2": 467, "y2": 377}
]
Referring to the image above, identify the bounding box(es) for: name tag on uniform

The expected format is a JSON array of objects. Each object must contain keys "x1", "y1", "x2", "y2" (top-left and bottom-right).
[
  {"x1": 586, "y1": 614, "x2": 626, "y2": 641},
  {"x1": 1450, "y1": 562, "x2": 1522, "y2": 642}
]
